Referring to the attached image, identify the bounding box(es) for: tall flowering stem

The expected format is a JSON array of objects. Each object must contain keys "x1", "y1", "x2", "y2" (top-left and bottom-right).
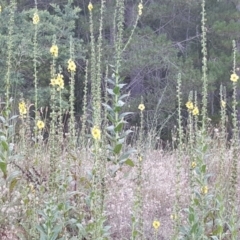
[
  {"x1": 68, "y1": 36, "x2": 76, "y2": 144},
  {"x1": 131, "y1": 100, "x2": 145, "y2": 240},
  {"x1": 94, "y1": 0, "x2": 106, "y2": 126},
  {"x1": 5, "y1": 0, "x2": 16, "y2": 112},
  {"x1": 201, "y1": 0, "x2": 208, "y2": 131},
  {"x1": 88, "y1": 1, "x2": 108, "y2": 238},
  {"x1": 48, "y1": 38, "x2": 58, "y2": 191},
  {"x1": 172, "y1": 73, "x2": 183, "y2": 238},
  {"x1": 228, "y1": 40, "x2": 239, "y2": 239},
  {"x1": 88, "y1": 2, "x2": 97, "y2": 124},
  {"x1": 33, "y1": 0, "x2": 39, "y2": 122},
  {"x1": 79, "y1": 60, "x2": 89, "y2": 147}
]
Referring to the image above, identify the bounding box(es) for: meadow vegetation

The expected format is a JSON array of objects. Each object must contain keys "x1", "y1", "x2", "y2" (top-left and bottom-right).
[{"x1": 0, "y1": 0, "x2": 240, "y2": 239}]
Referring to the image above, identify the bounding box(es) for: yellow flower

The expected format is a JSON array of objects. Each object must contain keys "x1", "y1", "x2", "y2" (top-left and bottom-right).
[
  {"x1": 33, "y1": 12, "x2": 40, "y2": 25},
  {"x1": 138, "y1": 3, "x2": 143, "y2": 16},
  {"x1": 50, "y1": 74, "x2": 64, "y2": 91},
  {"x1": 191, "y1": 161, "x2": 197, "y2": 169},
  {"x1": 37, "y1": 120, "x2": 45, "y2": 130},
  {"x1": 138, "y1": 103, "x2": 145, "y2": 111},
  {"x1": 0, "y1": 6, "x2": 2, "y2": 13},
  {"x1": 56, "y1": 74, "x2": 64, "y2": 91},
  {"x1": 230, "y1": 73, "x2": 239, "y2": 82},
  {"x1": 88, "y1": 2, "x2": 93, "y2": 11},
  {"x1": 50, "y1": 45, "x2": 58, "y2": 57},
  {"x1": 152, "y1": 220, "x2": 160, "y2": 230},
  {"x1": 201, "y1": 186, "x2": 208, "y2": 195},
  {"x1": 29, "y1": 183, "x2": 35, "y2": 193},
  {"x1": 68, "y1": 59, "x2": 76, "y2": 72},
  {"x1": 170, "y1": 214, "x2": 177, "y2": 220},
  {"x1": 91, "y1": 126, "x2": 101, "y2": 140},
  {"x1": 186, "y1": 101, "x2": 194, "y2": 110},
  {"x1": 221, "y1": 100, "x2": 226, "y2": 108},
  {"x1": 192, "y1": 106, "x2": 199, "y2": 116},
  {"x1": 50, "y1": 78, "x2": 57, "y2": 86},
  {"x1": 19, "y1": 101, "x2": 27, "y2": 116}
]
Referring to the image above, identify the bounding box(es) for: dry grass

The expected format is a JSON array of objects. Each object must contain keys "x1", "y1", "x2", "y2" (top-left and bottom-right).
[{"x1": 1, "y1": 136, "x2": 240, "y2": 239}]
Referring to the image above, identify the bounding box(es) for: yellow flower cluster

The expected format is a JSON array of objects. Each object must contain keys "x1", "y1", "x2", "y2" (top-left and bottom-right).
[
  {"x1": 19, "y1": 101, "x2": 27, "y2": 116},
  {"x1": 221, "y1": 100, "x2": 226, "y2": 108},
  {"x1": 37, "y1": 120, "x2": 45, "y2": 130},
  {"x1": 67, "y1": 59, "x2": 76, "y2": 72},
  {"x1": 50, "y1": 74, "x2": 64, "y2": 91},
  {"x1": 50, "y1": 45, "x2": 58, "y2": 58},
  {"x1": 170, "y1": 214, "x2": 177, "y2": 221},
  {"x1": 191, "y1": 161, "x2": 197, "y2": 169},
  {"x1": 138, "y1": 3, "x2": 143, "y2": 16},
  {"x1": 192, "y1": 106, "x2": 199, "y2": 116},
  {"x1": 152, "y1": 220, "x2": 160, "y2": 230},
  {"x1": 230, "y1": 73, "x2": 239, "y2": 82},
  {"x1": 201, "y1": 185, "x2": 208, "y2": 195},
  {"x1": 91, "y1": 126, "x2": 101, "y2": 140},
  {"x1": 33, "y1": 12, "x2": 40, "y2": 25},
  {"x1": 138, "y1": 103, "x2": 145, "y2": 111},
  {"x1": 186, "y1": 101, "x2": 199, "y2": 116},
  {"x1": 88, "y1": 2, "x2": 93, "y2": 11}
]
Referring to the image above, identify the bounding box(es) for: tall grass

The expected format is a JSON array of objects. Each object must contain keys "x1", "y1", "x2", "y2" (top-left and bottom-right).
[{"x1": 0, "y1": 0, "x2": 240, "y2": 239}]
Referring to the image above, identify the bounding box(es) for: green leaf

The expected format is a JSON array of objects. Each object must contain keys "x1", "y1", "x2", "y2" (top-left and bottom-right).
[
  {"x1": 113, "y1": 85, "x2": 120, "y2": 95},
  {"x1": 210, "y1": 236, "x2": 219, "y2": 240},
  {"x1": 1, "y1": 140, "x2": 9, "y2": 151},
  {"x1": 0, "y1": 116, "x2": 6, "y2": 124},
  {"x1": 202, "y1": 144, "x2": 208, "y2": 153},
  {"x1": 119, "y1": 112, "x2": 133, "y2": 119},
  {"x1": 107, "y1": 113, "x2": 115, "y2": 123},
  {"x1": 116, "y1": 100, "x2": 125, "y2": 107},
  {"x1": 102, "y1": 103, "x2": 113, "y2": 112},
  {"x1": 119, "y1": 94, "x2": 130, "y2": 100},
  {"x1": 0, "y1": 161, "x2": 7, "y2": 178},
  {"x1": 114, "y1": 106, "x2": 121, "y2": 112},
  {"x1": 117, "y1": 138, "x2": 125, "y2": 145},
  {"x1": 119, "y1": 148, "x2": 136, "y2": 161},
  {"x1": 106, "y1": 125, "x2": 114, "y2": 132},
  {"x1": 107, "y1": 78, "x2": 115, "y2": 85},
  {"x1": 193, "y1": 198, "x2": 199, "y2": 206},
  {"x1": 189, "y1": 213, "x2": 194, "y2": 223},
  {"x1": 191, "y1": 222, "x2": 199, "y2": 234},
  {"x1": 124, "y1": 159, "x2": 134, "y2": 167},
  {"x1": 120, "y1": 129, "x2": 133, "y2": 138},
  {"x1": 9, "y1": 178, "x2": 18, "y2": 194},
  {"x1": 107, "y1": 88, "x2": 115, "y2": 96},
  {"x1": 114, "y1": 122, "x2": 124, "y2": 132},
  {"x1": 113, "y1": 144, "x2": 122, "y2": 154},
  {"x1": 109, "y1": 165, "x2": 120, "y2": 177},
  {"x1": 9, "y1": 115, "x2": 19, "y2": 121},
  {"x1": 201, "y1": 164, "x2": 206, "y2": 173}
]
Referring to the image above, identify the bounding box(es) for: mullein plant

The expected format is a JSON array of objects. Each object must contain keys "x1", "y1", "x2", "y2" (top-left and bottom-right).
[
  {"x1": 172, "y1": 73, "x2": 183, "y2": 239},
  {"x1": 48, "y1": 38, "x2": 60, "y2": 191},
  {"x1": 86, "y1": 1, "x2": 142, "y2": 238},
  {"x1": 179, "y1": 0, "x2": 213, "y2": 238},
  {"x1": 79, "y1": 60, "x2": 89, "y2": 148},
  {"x1": 33, "y1": 0, "x2": 39, "y2": 144},
  {"x1": 87, "y1": 2, "x2": 110, "y2": 239},
  {"x1": 103, "y1": 0, "x2": 143, "y2": 174},
  {"x1": 131, "y1": 100, "x2": 145, "y2": 240},
  {"x1": 227, "y1": 40, "x2": 239, "y2": 239},
  {"x1": 4, "y1": 0, "x2": 16, "y2": 113},
  {"x1": 68, "y1": 36, "x2": 77, "y2": 145}
]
